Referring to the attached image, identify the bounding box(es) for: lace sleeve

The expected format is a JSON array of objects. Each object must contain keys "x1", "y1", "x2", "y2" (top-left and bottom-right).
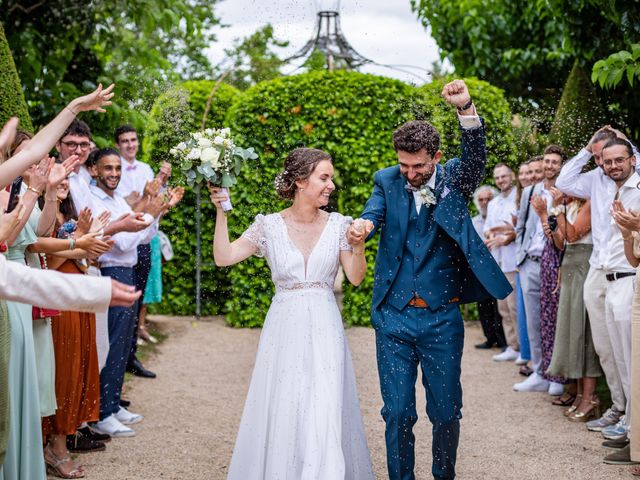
[
  {"x1": 339, "y1": 215, "x2": 353, "y2": 252},
  {"x1": 241, "y1": 214, "x2": 267, "y2": 257}
]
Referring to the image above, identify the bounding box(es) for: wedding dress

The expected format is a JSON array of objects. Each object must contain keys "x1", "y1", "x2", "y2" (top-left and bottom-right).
[{"x1": 227, "y1": 212, "x2": 374, "y2": 480}]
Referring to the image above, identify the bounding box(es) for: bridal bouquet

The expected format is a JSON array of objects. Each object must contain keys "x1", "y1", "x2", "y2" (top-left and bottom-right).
[{"x1": 169, "y1": 128, "x2": 258, "y2": 210}]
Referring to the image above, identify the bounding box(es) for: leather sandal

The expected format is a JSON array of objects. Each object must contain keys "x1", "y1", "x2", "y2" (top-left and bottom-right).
[
  {"x1": 552, "y1": 391, "x2": 576, "y2": 406},
  {"x1": 44, "y1": 444, "x2": 85, "y2": 479}
]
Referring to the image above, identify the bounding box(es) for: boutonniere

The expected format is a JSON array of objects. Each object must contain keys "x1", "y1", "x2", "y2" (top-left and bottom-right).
[{"x1": 419, "y1": 186, "x2": 437, "y2": 206}]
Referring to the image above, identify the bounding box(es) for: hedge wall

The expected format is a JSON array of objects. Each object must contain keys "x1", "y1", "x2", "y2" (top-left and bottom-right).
[
  {"x1": 145, "y1": 80, "x2": 241, "y2": 315},
  {"x1": 0, "y1": 22, "x2": 32, "y2": 132}
]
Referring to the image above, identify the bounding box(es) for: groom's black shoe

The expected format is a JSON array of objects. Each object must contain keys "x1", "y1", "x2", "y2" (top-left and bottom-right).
[
  {"x1": 126, "y1": 357, "x2": 156, "y2": 378},
  {"x1": 474, "y1": 341, "x2": 495, "y2": 349}
]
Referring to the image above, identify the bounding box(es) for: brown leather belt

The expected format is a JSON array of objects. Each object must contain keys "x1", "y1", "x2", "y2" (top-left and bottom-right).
[{"x1": 407, "y1": 295, "x2": 460, "y2": 308}]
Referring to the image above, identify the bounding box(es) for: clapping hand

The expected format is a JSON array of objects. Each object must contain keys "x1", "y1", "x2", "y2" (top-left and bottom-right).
[
  {"x1": 441, "y1": 79, "x2": 472, "y2": 111},
  {"x1": 90, "y1": 211, "x2": 111, "y2": 233},
  {"x1": 75, "y1": 208, "x2": 94, "y2": 237},
  {"x1": 75, "y1": 232, "x2": 114, "y2": 258},
  {"x1": 530, "y1": 195, "x2": 548, "y2": 217},
  {"x1": 47, "y1": 155, "x2": 79, "y2": 191},
  {"x1": 116, "y1": 212, "x2": 150, "y2": 232},
  {"x1": 549, "y1": 187, "x2": 565, "y2": 207},
  {"x1": 67, "y1": 83, "x2": 115, "y2": 114},
  {"x1": 346, "y1": 218, "x2": 374, "y2": 248},
  {"x1": 27, "y1": 157, "x2": 54, "y2": 194},
  {"x1": 0, "y1": 201, "x2": 25, "y2": 243},
  {"x1": 612, "y1": 199, "x2": 640, "y2": 236},
  {"x1": 167, "y1": 186, "x2": 184, "y2": 208}
]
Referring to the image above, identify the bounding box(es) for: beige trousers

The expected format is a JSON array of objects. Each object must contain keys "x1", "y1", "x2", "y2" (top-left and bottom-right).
[
  {"x1": 497, "y1": 271, "x2": 519, "y2": 351},
  {"x1": 631, "y1": 270, "x2": 640, "y2": 461}
]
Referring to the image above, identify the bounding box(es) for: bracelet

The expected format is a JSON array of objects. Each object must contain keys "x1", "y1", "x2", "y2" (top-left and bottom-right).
[
  {"x1": 65, "y1": 106, "x2": 78, "y2": 116},
  {"x1": 45, "y1": 196, "x2": 57, "y2": 202},
  {"x1": 26, "y1": 185, "x2": 42, "y2": 195},
  {"x1": 69, "y1": 238, "x2": 76, "y2": 250},
  {"x1": 457, "y1": 99, "x2": 473, "y2": 112}
]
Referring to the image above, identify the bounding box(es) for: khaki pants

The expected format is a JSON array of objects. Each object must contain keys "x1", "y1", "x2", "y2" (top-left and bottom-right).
[
  {"x1": 631, "y1": 271, "x2": 640, "y2": 461},
  {"x1": 497, "y1": 271, "x2": 519, "y2": 351}
]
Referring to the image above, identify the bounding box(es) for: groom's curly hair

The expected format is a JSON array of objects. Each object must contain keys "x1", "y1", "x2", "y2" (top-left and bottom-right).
[
  {"x1": 275, "y1": 148, "x2": 332, "y2": 200},
  {"x1": 393, "y1": 120, "x2": 440, "y2": 156}
]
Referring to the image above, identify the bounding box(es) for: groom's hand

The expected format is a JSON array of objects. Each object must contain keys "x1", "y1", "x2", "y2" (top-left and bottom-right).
[
  {"x1": 347, "y1": 219, "x2": 374, "y2": 246},
  {"x1": 442, "y1": 79, "x2": 472, "y2": 112}
]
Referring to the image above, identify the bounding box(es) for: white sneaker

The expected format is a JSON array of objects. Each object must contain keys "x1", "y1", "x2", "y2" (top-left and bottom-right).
[
  {"x1": 513, "y1": 372, "x2": 550, "y2": 392},
  {"x1": 515, "y1": 354, "x2": 528, "y2": 366},
  {"x1": 493, "y1": 346, "x2": 519, "y2": 362},
  {"x1": 114, "y1": 407, "x2": 143, "y2": 425},
  {"x1": 548, "y1": 382, "x2": 564, "y2": 396},
  {"x1": 93, "y1": 415, "x2": 135, "y2": 437}
]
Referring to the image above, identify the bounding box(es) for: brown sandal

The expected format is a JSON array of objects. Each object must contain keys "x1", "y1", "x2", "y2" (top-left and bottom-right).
[
  {"x1": 44, "y1": 444, "x2": 85, "y2": 479},
  {"x1": 552, "y1": 391, "x2": 576, "y2": 406}
]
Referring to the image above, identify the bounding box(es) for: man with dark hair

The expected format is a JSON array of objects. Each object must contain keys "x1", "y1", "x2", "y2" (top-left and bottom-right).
[
  {"x1": 350, "y1": 79, "x2": 511, "y2": 480},
  {"x1": 56, "y1": 119, "x2": 94, "y2": 186},
  {"x1": 114, "y1": 124, "x2": 160, "y2": 379},
  {"x1": 556, "y1": 127, "x2": 639, "y2": 436}
]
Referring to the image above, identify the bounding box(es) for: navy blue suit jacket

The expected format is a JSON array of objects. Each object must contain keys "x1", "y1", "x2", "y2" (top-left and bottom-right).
[{"x1": 361, "y1": 122, "x2": 513, "y2": 311}]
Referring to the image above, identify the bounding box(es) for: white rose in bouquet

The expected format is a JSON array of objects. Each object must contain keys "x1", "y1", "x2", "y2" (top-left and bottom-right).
[
  {"x1": 213, "y1": 136, "x2": 224, "y2": 146},
  {"x1": 198, "y1": 137, "x2": 213, "y2": 148},
  {"x1": 201, "y1": 147, "x2": 221, "y2": 167}
]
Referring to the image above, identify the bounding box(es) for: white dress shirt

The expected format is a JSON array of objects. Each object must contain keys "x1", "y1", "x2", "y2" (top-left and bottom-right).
[
  {"x1": 89, "y1": 185, "x2": 158, "y2": 268},
  {"x1": 603, "y1": 172, "x2": 640, "y2": 273},
  {"x1": 68, "y1": 170, "x2": 99, "y2": 214},
  {"x1": 471, "y1": 214, "x2": 485, "y2": 237},
  {"x1": 525, "y1": 182, "x2": 552, "y2": 257},
  {"x1": 484, "y1": 187, "x2": 517, "y2": 272},
  {"x1": 412, "y1": 172, "x2": 437, "y2": 214},
  {"x1": 557, "y1": 147, "x2": 640, "y2": 268},
  {"x1": 115, "y1": 157, "x2": 155, "y2": 198}
]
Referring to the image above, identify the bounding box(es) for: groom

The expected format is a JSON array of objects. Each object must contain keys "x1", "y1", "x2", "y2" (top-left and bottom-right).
[{"x1": 349, "y1": 79, "x2": 512, "y2": 479}]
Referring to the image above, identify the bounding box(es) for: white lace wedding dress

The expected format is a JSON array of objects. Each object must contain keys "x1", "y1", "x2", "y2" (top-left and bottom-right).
[{"x1": 227, "y1": 212, "x2": 374, "y2": 480}]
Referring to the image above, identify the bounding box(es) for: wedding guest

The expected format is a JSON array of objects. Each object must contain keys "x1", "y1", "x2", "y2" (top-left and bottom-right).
[
  {"x1": 555, "y1": 127, "x2": 638, "y2": 432},
  {"x1": 530, "y1": 145, "x2": 566, "y2": 397},
  {"x1": 89, "y1": 148, "x2": 166, "y2": 438},
  {"x1": 594, "y1": 138, "x2": 640, "y2": 460},
  {"x1": 545, "y1": 191, "x2": 601, "y2": 419},
  {"x1": 484, "y1": 163, "x2": 520, "y2": 362},
  {"x1": 515, "y1": 147, "x2": 562, "y2": 394},
  {"x1": 613, "y1": 198, "x2": 640, "y2": 468},
  {"x1": 42, "y1": 178, "x2": 113, "y2": 477},
  {"x1": 114, "y1": 124, "x2": 160, "y2": 379},
  {"x1": 471, "y1": 185, "x2": 506, "y2": 350}
]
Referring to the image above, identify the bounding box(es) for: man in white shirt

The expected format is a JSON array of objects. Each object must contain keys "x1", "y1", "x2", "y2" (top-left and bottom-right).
[
  {"x1": 484, "y1": 163, "x2": 519, "y2": 362},
  {"x1": 555, "y1": 127, "x2": 634, "y2": 432},
  {"x1": 471, "y1": 185, "x2": 507, "y2": 350},
  {"x1": 514, "y1": 145, "x2": 564, "y2": 394},
  {"x1": 89, "y1": 148, "x2": 166, "y2": 438},
  {"x1": 114, "y1": 124, "x2": 162, "y2": 379},
  {"x1": 593, "y1": 138, "x2": 640, "y2": 451}
]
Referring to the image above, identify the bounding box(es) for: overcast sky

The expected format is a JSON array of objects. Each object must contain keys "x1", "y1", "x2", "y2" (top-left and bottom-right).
[{"x1": 206, "y1": 0, "x2": 448, "y2": 85}]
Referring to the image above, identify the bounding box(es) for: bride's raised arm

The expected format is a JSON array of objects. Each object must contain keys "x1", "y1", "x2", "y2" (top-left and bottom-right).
[
  {"x1": 209, "y1": 186, "x2": 257, "y2": 266},
  {"x1": 341, "y1": 218, "x2": 374, "y2": 286}
]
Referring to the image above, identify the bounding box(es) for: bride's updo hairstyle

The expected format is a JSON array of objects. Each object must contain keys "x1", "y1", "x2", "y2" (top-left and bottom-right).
[{"x1": 274, "y1": 148, "x2": 332, "y2": 200}]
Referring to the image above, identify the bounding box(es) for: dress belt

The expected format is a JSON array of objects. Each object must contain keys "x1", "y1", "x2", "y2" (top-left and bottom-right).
[
  {"x1": 276, "y1": 281, "x2": 332, "y2": 292},
  {"x1": 526, "y1": 254, "x2": 541, "y2": 263},
  {"x1": 605, "y1": 272, "x2": 636, "y2": 282}
]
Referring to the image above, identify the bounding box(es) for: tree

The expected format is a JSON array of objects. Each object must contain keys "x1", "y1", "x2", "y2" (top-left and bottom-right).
[
  {"x1": 0, "y1": 21, "x2": 32, "y2": 132},
  {"x1": 219, "y1": 24, "x2": 289, "y2": 90},
  {"x1": 1, "y1": 0, "x2": 220, "y2": 142},
  {"x1": 411, "y1": 0, "x2": 640, "y2": 136}
]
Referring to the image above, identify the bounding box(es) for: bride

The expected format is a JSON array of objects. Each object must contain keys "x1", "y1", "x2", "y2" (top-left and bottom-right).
[{"x1": 209, "y1": 147, "x2": 375, "y2": 479}]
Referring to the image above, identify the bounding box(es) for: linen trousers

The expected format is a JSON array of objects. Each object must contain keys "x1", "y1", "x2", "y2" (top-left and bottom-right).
[
  {"x1": 584, "y1": 267, "x2": 626, "y2": 413},
  {"x1": 604, "y1": 274, "x2": 634, "y2": 419},
  {"x1": 631, "y1": 270, "x2": 640, "y2": 461},
  {"x1": 497, "y1": 271, "x2": 519, "y2": 351},
  {"x1": 519, "y1": 258, "x2": 542, "y2": 374}
]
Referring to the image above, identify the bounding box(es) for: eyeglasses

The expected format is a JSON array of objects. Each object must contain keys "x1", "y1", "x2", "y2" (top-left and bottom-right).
[
  {"x1": 61, "y1": 140, "x2": 91, "y2": 150},
  {"x1": 603, "y1": 155, "x2": 633, "y2": 167}
]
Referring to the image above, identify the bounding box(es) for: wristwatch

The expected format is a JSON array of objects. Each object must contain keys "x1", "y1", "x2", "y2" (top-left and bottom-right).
[{"x1": 457, "y1": 99, "x2": 473, "y2": 112}]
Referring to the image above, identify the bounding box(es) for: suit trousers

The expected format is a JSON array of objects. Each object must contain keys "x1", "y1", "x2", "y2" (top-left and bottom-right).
[
  {"x1": 497, "y1": 271, "x2": 518, "y2": 351},
  {"x1": 519, "y1": 258, "x2": 542, "y2": 374},
  {"x1": 604, "y1": 274, "x2": 633, "y2": 418},
  {"x1": 372, "y1": 302, "x2": 464, "y2": 480},
  {"x1": 99, "y1": 267, "x2": 138, "y2": 420},
  {"x1": 584, "y1": 267, "x2": 626, "y2": 413},
  {"x1": 477, "y1": 298, "x2": 506, "y2": 348}
]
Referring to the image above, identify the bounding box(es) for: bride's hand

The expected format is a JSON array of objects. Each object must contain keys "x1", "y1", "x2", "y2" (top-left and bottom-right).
[
  {"x1": 347, "y1": 218, "x2": 374, "y2": 247},
  {"x1": 208, "y1": 185, "x2": 229, "y2": 210}
]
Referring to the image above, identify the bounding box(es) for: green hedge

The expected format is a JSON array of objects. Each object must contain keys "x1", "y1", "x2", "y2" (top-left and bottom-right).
[
  {"x1": 0, "y1": 22, "x2": 32, "y2": 132},
  {"x1": 145, "y1": 80, "x2": 241, "y2": 315},
  {"x1": 146, "y1": 72, "x2": 517, "y2": 326}
]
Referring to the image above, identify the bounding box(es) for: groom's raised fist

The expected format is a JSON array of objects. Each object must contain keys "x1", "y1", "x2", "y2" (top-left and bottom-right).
[{"x1": 441, "y1": 79, "x2": 472, "y2": 112}]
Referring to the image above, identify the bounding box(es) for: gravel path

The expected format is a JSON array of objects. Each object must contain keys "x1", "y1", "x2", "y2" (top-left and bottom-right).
[{"x1": 76, "y1": 315, "x2": 632, "y2": 480}]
